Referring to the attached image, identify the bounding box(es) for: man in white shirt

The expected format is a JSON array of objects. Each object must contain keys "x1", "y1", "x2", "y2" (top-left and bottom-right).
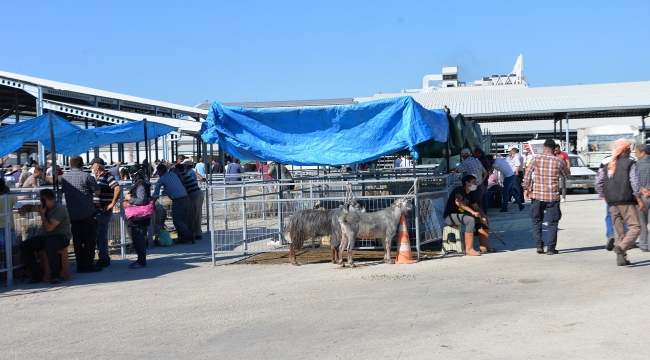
[
  {"x1": 488, "y1": 155, "x2": 524, "y2": 212},
  {"x1": 507, "y1": 148, "x2": 525, "y2": 203}
]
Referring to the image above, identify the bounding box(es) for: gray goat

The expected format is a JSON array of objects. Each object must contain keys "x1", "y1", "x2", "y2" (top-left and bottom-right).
[
  {"x1": 338, "y1": 198, "x2": 413, "y2": 267},
  {"x1": 288, "y1": 200, "x2": 366, "y2": 266}
]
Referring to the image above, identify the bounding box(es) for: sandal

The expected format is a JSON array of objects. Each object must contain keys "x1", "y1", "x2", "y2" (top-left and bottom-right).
[{"x1": 129, "y1": 262, "x2": 147, "y2": 269}]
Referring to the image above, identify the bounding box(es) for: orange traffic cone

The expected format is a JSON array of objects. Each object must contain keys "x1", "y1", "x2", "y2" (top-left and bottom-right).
[{"x1": 395, "y1": 215, "x2": 418, "y2": 264}]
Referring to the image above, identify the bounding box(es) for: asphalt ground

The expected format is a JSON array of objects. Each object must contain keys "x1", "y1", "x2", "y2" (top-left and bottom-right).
[{"x1": 1, "y1": 192, "x2": 648, "y2": 359}]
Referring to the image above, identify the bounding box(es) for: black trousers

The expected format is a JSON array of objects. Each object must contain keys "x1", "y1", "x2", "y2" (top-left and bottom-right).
[
  {"x1": 512, "y1": 172, "x2": 525, "y2": 202},
  {"x1": 530, "y1": 199, "x2": 562, "y2": 249},
  {"x1": 71, "y1": 215, "x2": 98, "y2": 271},
  {"x1": 20, "y1": 234, "x2": 70, "y2": 279}
]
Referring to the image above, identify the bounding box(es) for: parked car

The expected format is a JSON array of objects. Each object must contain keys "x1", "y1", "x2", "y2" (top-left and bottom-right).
[{"x1": 567, "y1": 154, "x2": 596, "y2": 194}]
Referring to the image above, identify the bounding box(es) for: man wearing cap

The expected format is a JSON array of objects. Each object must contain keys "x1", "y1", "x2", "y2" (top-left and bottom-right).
[
  {"x1": 596, "y1": 139, "x2": 645, "y2": 265},
  {"x1": 487, "y1": 154, "x2": 524, "y2": 212},
  {"x1": 181, "y1": 159, "x2": 204, "y2": 182},
  {"x1": 635, "y1": 144, "x2": 650, "y2": 252},
  {"x1": 524, "y1": 139, "x2": 571, "y2": 255},
  {"x1": 452, "y1": 148, "x2": 488, "y2": 212},
  {"x1": 152, "y1": 163, "x2": 194, "y2": 244},
  {"x1": 61, "y1": 156, "x2": 102, "y2": 273},
  {"x1": 90, "y1": 157, "x2": 121, "y2": 267}
]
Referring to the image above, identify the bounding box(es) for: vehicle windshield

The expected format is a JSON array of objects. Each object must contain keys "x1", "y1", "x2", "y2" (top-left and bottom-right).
[{"x1": 570, "y1": 156, "x2": 586, "y2": 167}]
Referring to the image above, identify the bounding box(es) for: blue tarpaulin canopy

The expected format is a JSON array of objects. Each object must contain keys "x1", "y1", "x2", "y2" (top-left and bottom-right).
[
  {"x1": 200, "y1": 97, "x2": 449, "y2": 166},
  {"x1": 0, "y1": 113, "x2": 177, "y2": 158}
]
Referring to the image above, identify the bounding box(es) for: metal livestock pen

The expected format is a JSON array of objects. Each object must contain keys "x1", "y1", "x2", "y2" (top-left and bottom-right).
[{"x1": 207, "y1": 171, "x2": 455, "y2": 265}]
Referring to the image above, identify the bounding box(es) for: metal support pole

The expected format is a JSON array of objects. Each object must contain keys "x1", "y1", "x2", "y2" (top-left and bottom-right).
[
  {"x1": 36, "y1": 87, "x2": 46, "y2": 167},
  {"x1": 4, "y1": 196, "x2": 13, "y2": 286},
  {"x1": 119, "y1": 191, "x2": 127, "y2": 259},
  {"x1": 413, "y1": 178, "x2": 421, "y2": 260},
  {"x1": 553, "y1": 119, "x2": 557, "y2": 139},
  {"x1": 109, "y1": 143, "x2": 113, "y2": 164},
  {"x1": 162, "y1": 135, "x2": 168, "y2": 162},
  {"x1": 565, "y1": 114, "x2": 570, "y2": 153},
  {"x1": 209, "y1": 184, "x2": 215, "y2": 266},
  {"x1": 135, "y1": 142, "x2": 140, "y2": 164},
  {"x1": 155, "y1": 137, "x2": 159, "y2": 161},
  {"x1": 642, "y1": 116, "x2": 646, "y2": 143},
  {"x1": 48, "y1": 112, "x2": 60, "y2": 202},
  {"x1": 241, "y1": 186, "x2": 247, "y2": 253},
  {"x1": 85, "y1": 119, "x2": 90, "y2": 164},
  {"x1": 94, "y1": 118, "x2": 100, "y2": 158},
  {"x1": 14, "y1": 88, "x2": 21, "y2": 163},
  {"x1": 143, "y1": 118, "x2": 154, "y2": 249}
]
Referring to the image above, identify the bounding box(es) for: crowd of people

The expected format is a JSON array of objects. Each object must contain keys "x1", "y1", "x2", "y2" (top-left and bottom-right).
[
  {"x1": 1, "y1": 138, "x2": 644, "y2": 286},
  {"x1": 442, "y1": 138, "x2": 647, "y2": 266},
  {"x1": 0, "y1": 153, "x2": 213, "y2": 285}
]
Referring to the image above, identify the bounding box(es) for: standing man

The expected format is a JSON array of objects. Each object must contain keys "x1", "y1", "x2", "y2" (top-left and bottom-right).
[
  {"x1": 554, "y1": 144, "x2": 571, "y2": 203},
  {"x1": 635, "y1": 144, "x2": 650, "y2": 252},
  {"x1": 452, "y1": 148, "x2": 487, "y2": 212},
  {"x1": 194, "y1": 158, "x2": 206, "y2": 178},
  {"x1": 109, "y1": 161, "x2": 121, "y2": 180},
  {"x1": 487, "y1": 154, "x2": 524, "y2": 212},
  {"x1": 61, "y1": 156, "x2": 102, "y2": 273},
  {"x1": 226, "y1": 159, "x2": 244, "y2": 182},
  {"x1": 91, "y1": 157, "x2": 121, "y2": 268},
  {"x1": 176, "y1": 155, "x2": 186, "y2": 164},
  {"x1": 211, "y1": 159, "x2": 223, "y2": 174},
  {"x1": 507, "y1": 148, "x2": 525, "y2": 203},
  {"x1": 18, "y1": 189, "x2": 72, "y2": 284},
  {"x1": 596, "y1": 139, "x2": 645, "y2": 266},
  {"x1": 524, "y1": 139, "x2": 572, "y2": 255},
  {"x1": 178, "y1": 162, "x2": 204, "y2": 241},
  {"x1": 152, "y1": 163, "x2": 194, "y2": 244}
]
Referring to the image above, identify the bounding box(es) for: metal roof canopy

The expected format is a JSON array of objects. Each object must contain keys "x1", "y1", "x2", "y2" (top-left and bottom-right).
[
  {"x1": 0, "y1": 70, "x2": 206, "y2": 139},
  {"x1": 355, "y1": 81, "x2": 650, "y2": 124}
]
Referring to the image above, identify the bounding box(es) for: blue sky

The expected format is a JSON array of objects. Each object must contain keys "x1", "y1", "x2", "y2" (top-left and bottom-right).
[{"x1": 3, "y1": 0, "x2": 648, "y2": 106}]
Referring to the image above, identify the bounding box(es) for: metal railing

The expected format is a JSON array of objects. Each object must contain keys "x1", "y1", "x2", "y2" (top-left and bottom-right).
[{"x1": 207, "y1": 174, "x2": 454, "y2": 265}]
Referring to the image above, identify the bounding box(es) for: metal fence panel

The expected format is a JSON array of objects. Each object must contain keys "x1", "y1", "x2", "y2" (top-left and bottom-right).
[{"x1": 208, "y1": 175, "x2": 454, "y2": 265}]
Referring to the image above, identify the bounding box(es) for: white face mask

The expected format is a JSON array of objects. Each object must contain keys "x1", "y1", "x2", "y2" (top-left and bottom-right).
[{"x1": 468, "y1": 184, "x2": 478, "y2": 191}]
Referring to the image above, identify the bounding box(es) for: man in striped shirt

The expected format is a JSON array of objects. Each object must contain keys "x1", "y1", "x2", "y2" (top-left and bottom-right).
[
  {"x1": 91, "y1": 158, "x2": 121, "y2": 268},
  {"x1": 523, "y1": 139, "x2": 571, "y2": 255},
  {"x1": 153, "y1": 164, "x2": 194, "y2": 244},
  {"x1": 178, "y1": 160, "x2": 204, "y2": 241}
]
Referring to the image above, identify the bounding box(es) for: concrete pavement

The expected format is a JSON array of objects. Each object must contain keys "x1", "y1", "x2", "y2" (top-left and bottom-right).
[{"x1": 1, "y1": 193, "x2": 649, "y2": 359}]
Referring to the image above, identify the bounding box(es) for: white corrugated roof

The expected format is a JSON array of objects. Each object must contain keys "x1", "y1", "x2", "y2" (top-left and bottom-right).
[
  {"x1": 0, "y1": 70, "x2": 207, "y2": 116},
  {"x1": 355, "y1": 81, "x2": 650, "y2": 117},
  {"x1": 481, "y1": 117, "x2": 643, "y2": 135}
]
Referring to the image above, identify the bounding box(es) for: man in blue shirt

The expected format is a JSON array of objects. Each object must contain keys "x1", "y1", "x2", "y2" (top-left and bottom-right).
[
  {"x1": 152, "y1": 164, "x2": 194, "y2": 244},
  {"x1": 194, "y1": 158, "x2": 206, "y2": 178}
]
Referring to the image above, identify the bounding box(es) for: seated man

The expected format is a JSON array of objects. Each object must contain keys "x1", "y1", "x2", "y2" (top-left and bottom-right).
[
  {"x1": 0, "y1": 178, "x2": 18, "y2": 249},
  {"x1": 443, "y1": 174, "x2": 495, "y2": 256},
  {"x1": 18, "y1": 189, "x2": 72, "y2": 284}
]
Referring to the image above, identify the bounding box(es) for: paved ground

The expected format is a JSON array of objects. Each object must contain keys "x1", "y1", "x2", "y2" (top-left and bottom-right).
[{"x1": 2, "y1": 192, "x2": 649, "y2": 359}]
